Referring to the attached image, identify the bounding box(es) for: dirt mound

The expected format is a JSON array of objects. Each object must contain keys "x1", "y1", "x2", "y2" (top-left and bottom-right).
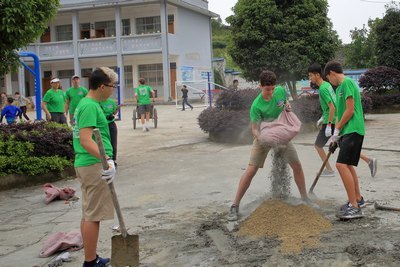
[{"x1": 238, "y1": 200, "x2": 332, "y2": 253}]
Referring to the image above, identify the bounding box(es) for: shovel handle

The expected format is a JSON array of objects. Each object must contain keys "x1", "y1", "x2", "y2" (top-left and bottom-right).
[
  {"x1": 93, "y1": 129, "x2": 128, "y2": 238},
  {"x1": 309, "y1": 150, "x2": 332, "y2": 193},
  {"x1": 374, "y1": 202, "x2": 400, "y2": 212}
]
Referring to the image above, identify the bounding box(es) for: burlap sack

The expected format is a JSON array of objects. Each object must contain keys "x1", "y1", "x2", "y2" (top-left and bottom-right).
[{"x1": 259, "y1": 110, "x2": 301, "y2": 146}]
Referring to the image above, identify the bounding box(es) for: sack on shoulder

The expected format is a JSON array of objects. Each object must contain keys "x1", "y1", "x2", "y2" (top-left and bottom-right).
[{"x1": 259, "y1": 110, "x2": 301, "y2": 146}]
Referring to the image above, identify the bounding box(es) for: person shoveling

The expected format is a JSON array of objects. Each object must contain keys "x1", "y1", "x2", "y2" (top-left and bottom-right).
[{"x1": 227, "y1": 70, "x2": 311, "y2": 221}]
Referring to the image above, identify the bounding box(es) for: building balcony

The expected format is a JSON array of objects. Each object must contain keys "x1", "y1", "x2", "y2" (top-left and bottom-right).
[{"x1": 23, "y1": 33, "x2": 162, "y2": 61}]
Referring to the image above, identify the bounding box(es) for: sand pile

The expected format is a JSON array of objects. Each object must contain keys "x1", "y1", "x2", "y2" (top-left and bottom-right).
[{"x1": 238, "y1": 200, "x2": 332, "y2": 253}]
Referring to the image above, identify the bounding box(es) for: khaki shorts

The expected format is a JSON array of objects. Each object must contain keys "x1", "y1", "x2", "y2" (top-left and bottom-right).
[
  {"x1": 75, "y1": 163, "x2": 114, "y2": 221},
  {"x1": 249, "y1": 139, "x2": 300, "y2": 168}
]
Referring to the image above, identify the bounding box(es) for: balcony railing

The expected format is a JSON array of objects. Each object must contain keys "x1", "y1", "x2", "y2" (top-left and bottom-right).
[
  {"x1": 121, "y1": 33, "x2": 162, "y2": 53},
  {"x1": 22, "y1": 34, "x2": 162, "y2": 61}
]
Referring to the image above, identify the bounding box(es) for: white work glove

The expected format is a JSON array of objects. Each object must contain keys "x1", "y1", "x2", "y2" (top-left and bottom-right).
[
  {"x1": 316, "y1": 117, "x2": 323, "y2": 128},
  {"x1": 101, "y1": 159, "x2": 116, "y2": 184},
  {"x1": 331, "y1": 128, "x2": 340, "y2": 142},
  {"x1": 325, "y1": 124, "x2": 332, "y2": 137}
]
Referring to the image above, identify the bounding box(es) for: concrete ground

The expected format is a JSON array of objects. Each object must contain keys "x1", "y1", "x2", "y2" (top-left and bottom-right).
[{"x1": 1, "y1": 105, "x2": 400, "y2": 267}]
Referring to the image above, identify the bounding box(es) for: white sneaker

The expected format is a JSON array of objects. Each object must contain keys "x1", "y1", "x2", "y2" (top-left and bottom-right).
[
  {"x1": 142, "y1": 127, "x2": 146, "y2": 132},
  {"x1": 319, "y1": 169, "x2": 335, "y2": 177}
]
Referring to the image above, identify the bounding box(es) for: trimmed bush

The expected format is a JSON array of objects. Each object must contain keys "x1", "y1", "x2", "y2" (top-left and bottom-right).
[
  {"x1": 0, "y1": 121, "x2": 73, "y2": 176},
  {"x1": 359, "y1": 66, "x2": 400, "y2": 95}
]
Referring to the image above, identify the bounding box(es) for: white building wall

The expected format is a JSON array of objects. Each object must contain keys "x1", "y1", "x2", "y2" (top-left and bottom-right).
[{"x1": 169, "y1": 7, "x2": 212, "y2": 82}]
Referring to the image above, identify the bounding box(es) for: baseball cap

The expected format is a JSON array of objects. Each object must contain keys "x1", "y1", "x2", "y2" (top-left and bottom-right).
[
  {"x1": 71, "y1": 75, "x2": 80, "y2": 79},
  {"x1": 50, "y1": 78, "x2": 60, "y2": 84}
]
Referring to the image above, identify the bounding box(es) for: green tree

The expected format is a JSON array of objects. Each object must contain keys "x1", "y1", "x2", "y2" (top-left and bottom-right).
[
  {"x1": 227, "y1": 0, "x2": 339, "y2": 99},
  {"x1": 376, "y1": 2, "x2": 400, "y2": 70},
  {"x1": 343, "y1": 18, "x2": 380, "y2": 69},
  {"x1": 0, "y1": 0, "x2": 59, "y2": 76}
]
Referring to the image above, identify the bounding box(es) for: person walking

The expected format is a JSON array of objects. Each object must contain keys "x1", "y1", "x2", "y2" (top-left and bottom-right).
[
  {"x1": 41, "y1": 78, "x2": 67, "y2": 124},
  {"x1": 14, "y1": 92, "x2": 32, "y2": 122},
  {"x1": 135, "y1": 78, "x2": 155, "y2": 132},
  {"x1": 65, "y1": 75, "x2": 88, "y2": 125},
  {"x1": 1, "y1": 97, "x2": 22, "y2": 125},
  {"x1": 100, "y1": 97, "x2": 118, "y2": 166},
  {"x1": 324, "y1": 61, "x2": 366, "y2": 219},
  {"x1": 73, "y1": 67, "x2": 117, "y2": 267},
  {"x1": 308, "y1": 63, "x2": 378, "y2": 178},
  {"x1": 181, "y1": 85, "x2": 193, "y2": 111},
  {"x1": 227, "y1": 70, "x2": 310, "y2": 221}
]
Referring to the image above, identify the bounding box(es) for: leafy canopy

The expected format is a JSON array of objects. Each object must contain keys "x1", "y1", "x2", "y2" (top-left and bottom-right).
[
  {"x1": 375, "y1": 2, "x2": 400, "y2": 70},
  {"x1": 227, "y1": 0, "x2": 339, "y2": 98},
  {"x1": 0, "y1": 0, "x2": 59, "y2": 76}
]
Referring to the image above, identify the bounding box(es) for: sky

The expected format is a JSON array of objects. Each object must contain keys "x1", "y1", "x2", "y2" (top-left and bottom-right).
[{"x1": 208, "y1": 0, "x2": 391, "y2": 44}]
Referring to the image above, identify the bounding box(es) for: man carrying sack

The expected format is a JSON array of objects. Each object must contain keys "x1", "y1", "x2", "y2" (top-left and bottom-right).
[{"x1": 227, "y1": 70, "x2": 310, "y2": 221}]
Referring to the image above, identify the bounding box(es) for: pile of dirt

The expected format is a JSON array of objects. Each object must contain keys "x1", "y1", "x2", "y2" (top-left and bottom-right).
[{"x1": 238, "y1": 200, "x2": 332, "y2": 253}]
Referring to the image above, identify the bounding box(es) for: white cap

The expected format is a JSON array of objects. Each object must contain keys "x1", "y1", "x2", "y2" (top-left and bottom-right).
[
  {"x1": 50, "y1": 78, "x2": 60, "y2": 84},
  {"x1": 71, "y1": 75, "x2": 80, "y2": 79}
]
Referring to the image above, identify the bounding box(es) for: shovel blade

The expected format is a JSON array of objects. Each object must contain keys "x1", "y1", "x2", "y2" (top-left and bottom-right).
[{"x1": 111, "y1": 234, "x2": 139, "y2": 267}]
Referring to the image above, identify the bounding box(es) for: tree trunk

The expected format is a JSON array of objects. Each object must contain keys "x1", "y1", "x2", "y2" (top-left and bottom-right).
[{"x1": 287, "y1": 80, "x2": 298, "y2": 100}]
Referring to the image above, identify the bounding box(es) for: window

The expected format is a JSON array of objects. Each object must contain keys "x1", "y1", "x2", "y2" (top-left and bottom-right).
[
  {"x1": 124, "y1": 65, "x2": 133, "y2": 89},
  {"x1": 56, "y1": 24, "x2": 73, "y2": 41},
  {"x1": 136, "y1": 16, "x2": 161, "y2": 34},
  {"x1": 122, "y1": 19, "x2": 130, "y2": 36},
  {"x1": 168, "y1": 15, "x2": 174, "y2": 34},
  {"x1": 40, "y1": 27, "x2": 51, "y2": 43},
  {"x1": 138, "y1": 64, "x2": 163, "y2": 88},
  {"x1": 80, "y1": 23, "x2": 90, "y2": 39},
  {"x1": 58, "y1": 70, "x2": 74, "y2": 79},
  {"x1": 94, "y1": 21, "x2": 116, "y2": 38},
  {"x1": 81, "y1": 68, "x2": 92, "y2": 77}
]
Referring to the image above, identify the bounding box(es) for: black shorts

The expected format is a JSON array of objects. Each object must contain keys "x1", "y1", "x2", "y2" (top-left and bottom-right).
[
  {"x1": 314, "y1": 124, "x2": 335, "y2": 148},
  {"x1": 337, "y1": 133, "x2": 364, "y2": 166},
  {"x1": 138, "y1": 104, "x2": 151, "y2": 115},
  {"x1": 50, "y1": 112, "x2": 67, "y2": 124}
]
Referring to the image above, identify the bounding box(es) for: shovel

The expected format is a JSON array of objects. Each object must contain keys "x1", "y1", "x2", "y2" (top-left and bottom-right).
[
  {"x1": 93, "y1": 129, "x2": 139, "y2": 267},
  {"x1": 309, "y1": 142, "x2": 338, "y2": 196}
]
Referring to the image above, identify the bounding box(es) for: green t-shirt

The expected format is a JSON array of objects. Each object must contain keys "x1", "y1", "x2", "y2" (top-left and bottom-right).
[
  {"x1": 65, "y1": 86, "x2": 88, "y2": 114},
  {"x1": 73, "y1": 97, "x2": 113, "y2": 167},
  {"x1": 42, "y1": 89, "x2": 66, "y2": 112},
  {"x1": 319, "y1": 81, "x2": 337, "y2": 124},
  {"x1": 250, "y1": 86, "x2": 286, "y2": 123},
  {"x1": 100, "y1": 98, "x2": 118, "y2": 123},
  {"x1": 336, "y1": 77, "x2": 365, "y2": 136},
  {"x1": 135, "y1": 85, "x2": 153, "y2": 105}
]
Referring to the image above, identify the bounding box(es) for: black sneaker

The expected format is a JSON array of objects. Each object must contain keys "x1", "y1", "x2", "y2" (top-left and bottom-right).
[
  {"x1": 368, "y1": 158, "x2": 377, "y2": 177},
  {"x1": 336, "y1": 203, "x2": 364, "y2": 219},
  {"x1": 227, "y1": 204, "x2": 239, "y2": 221},
  {"x1": 82, "y1": 255, "x2": 110, "y2": 267}
]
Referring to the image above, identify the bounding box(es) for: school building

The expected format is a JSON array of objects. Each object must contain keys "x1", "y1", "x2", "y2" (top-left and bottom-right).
[{"x1": 0, "y1": 0, "x2": 217, "y2": 102}]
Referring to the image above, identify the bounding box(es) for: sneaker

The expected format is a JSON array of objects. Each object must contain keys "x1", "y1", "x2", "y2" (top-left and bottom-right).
[
  {"x1": 82, "y1": 255, "x2": 110, "y2": 267},
  {"x1": 340, "y1": 197, "x2": 366, "y2": 212},
  {"x1": 145, "y1": 126, "x2": 150, "y2": 132},
  {"x1": 319, "y1": 169, "x2": 335, "y2": 177},
  {"x1": 336, "y1": 203, "x2": 364, "y2": 219},
  {"x1": 368, "y1": 158, "x2": 377, "y2": 177},
  {"x1": 142, "y1": 127, "x2": 146, "y2": 132},
  {"x1": 227, "y1": 204, "x2": 239, "y2": 221}
]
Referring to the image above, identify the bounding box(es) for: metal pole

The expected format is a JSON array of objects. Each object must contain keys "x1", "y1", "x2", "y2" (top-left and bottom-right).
[
  {"x1": 19, "y1": 51, "x2": 42, "y2": 120},
  {"x1": 207, "y1": 72, "x2": 212, "y2": 108},
  {"x1": 117, "y1": 67, "x2": 121, "y2": 120}
]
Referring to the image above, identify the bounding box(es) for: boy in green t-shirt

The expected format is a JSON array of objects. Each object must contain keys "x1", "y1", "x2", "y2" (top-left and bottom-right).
[
  {"x1": 135, "y1": 78, "x2": 155, "y2": 132},
  {"x1": 65, "y1": 75, "x2": 88, "y2": 125},
  {"x1": 228, "y1": 70, "x2": 310, "y2": 221},
  {"x1": 325, "y1": 61, "x2": 365, "y2": 220},
  {"x1": 73, "y1": 67, "x2": 117, "y2": 267},
  {"x1": 308, "y1": 63, "x2": 377, "y2": 178},
  {"x1": 41, "y1": 78, "x2": 67, "y2": 124},
  {"x1": 100, "y1": 97, "x2": 118, "y2": 165}
]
